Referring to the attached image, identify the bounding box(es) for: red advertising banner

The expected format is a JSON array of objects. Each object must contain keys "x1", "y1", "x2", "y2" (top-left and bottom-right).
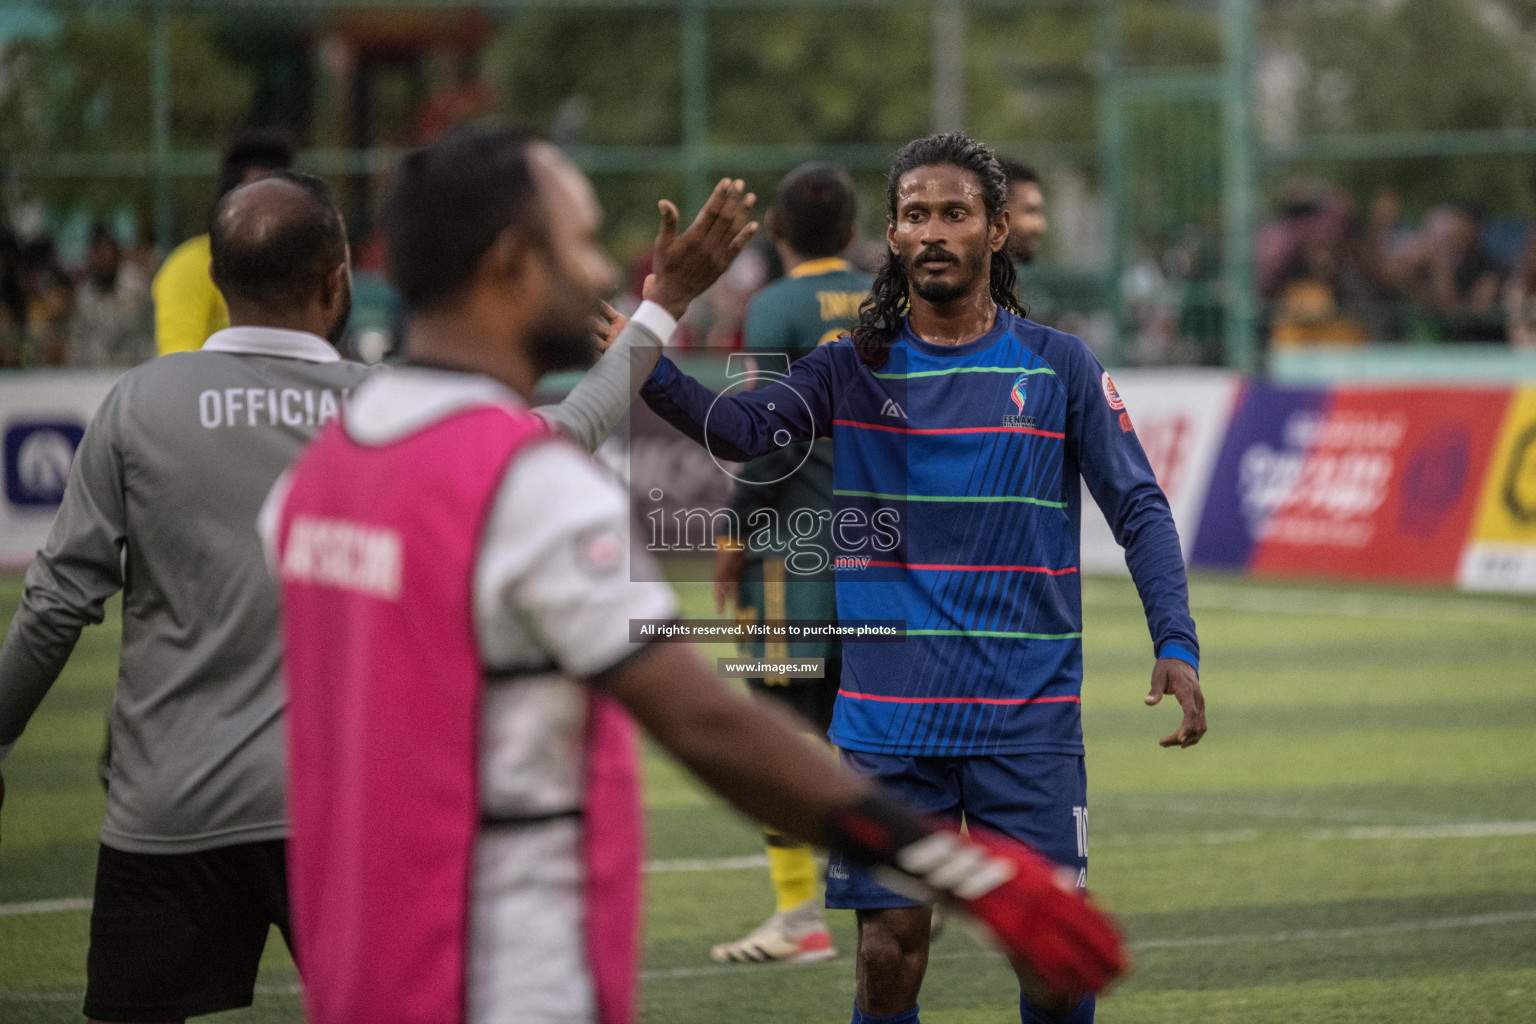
[{"x1": 1250, "y1": 387, "x2": 1510, "y2": 583}]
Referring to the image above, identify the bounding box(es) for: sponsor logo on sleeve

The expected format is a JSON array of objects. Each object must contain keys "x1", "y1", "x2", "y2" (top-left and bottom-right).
[{"x1": 1101, "y1": 371, "x2": 1125, "y2": 411}]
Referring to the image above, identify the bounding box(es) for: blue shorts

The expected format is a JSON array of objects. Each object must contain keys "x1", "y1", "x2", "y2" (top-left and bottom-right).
[{"x1": 825, "y1": 750, "x2": 1088, "y2": 910}]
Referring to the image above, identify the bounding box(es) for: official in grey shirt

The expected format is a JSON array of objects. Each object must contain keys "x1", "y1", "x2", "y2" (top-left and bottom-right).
[{"x1": 0, "y1": 171, "x2": 360, "y2": 1023}]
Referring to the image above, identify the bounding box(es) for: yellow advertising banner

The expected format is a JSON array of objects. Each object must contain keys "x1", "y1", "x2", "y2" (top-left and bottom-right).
[{"x1": 1459, "y1": 387, "x2": 1536, "y2": 591}]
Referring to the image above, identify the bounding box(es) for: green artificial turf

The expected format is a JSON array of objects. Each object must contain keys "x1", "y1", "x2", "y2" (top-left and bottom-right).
[{"x1": 1, "y1": 571, "x2": 1532, "y2": 1023}]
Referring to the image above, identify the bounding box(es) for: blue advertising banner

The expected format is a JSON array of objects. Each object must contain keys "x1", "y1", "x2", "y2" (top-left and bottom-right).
[{"x1": 1189, "y1": 383, "x2": 1331, "y2": 570}]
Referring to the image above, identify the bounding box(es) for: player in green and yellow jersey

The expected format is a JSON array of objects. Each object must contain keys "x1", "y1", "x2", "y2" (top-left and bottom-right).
[{"x1": 710, "y1": 164, "x2": 872, "y2": 965}]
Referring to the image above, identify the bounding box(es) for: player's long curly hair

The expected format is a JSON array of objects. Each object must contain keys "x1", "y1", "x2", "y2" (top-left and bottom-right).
[{"x1": 852, "y1": 133, "x2": 1025, "y2": 369}]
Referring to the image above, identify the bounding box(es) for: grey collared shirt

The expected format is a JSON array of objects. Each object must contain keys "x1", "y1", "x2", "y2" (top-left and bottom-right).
[{"x1": 0, "y1": 327, "x2": 370, "y2": 853}]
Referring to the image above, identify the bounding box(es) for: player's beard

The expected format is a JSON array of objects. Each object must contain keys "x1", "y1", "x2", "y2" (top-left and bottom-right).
[
  {"x1": 528, "y1": 317, "x2": 597, "y2": 376},
  {"x1": 527, "y1": 268, "x2": 599, "y2": 376},
  {"x1": 902, "y1": 240, "x2": 990, "y2": 305}
]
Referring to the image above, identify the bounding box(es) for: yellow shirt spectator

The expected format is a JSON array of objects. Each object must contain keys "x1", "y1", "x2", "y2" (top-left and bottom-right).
[{"x1": 152, "y1": 234, "x2": 228, "y2": 355}]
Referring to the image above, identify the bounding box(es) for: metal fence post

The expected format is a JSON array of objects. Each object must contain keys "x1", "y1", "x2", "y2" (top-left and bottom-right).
[
  {"x1": 1220, "y1": 0, "x2": 1257, "y2": 372},
  {"x1": 681, "y1": 0, "x2": 710, "y2": 217},
  {"x1": 1096, "y1": 0, "x2": 1126, "y2": 363},
  {"x1": 151, "y1": 0, "x2": 173, "y2": 251},
  {"x1": 932, "y1": 0, "x2": 965, "y2": 134}
]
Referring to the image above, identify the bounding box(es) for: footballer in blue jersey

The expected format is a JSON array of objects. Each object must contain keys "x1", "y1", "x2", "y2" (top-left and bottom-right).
[{"x1": 642, "y1": 134, "x2": 1207, "y2": 1024}]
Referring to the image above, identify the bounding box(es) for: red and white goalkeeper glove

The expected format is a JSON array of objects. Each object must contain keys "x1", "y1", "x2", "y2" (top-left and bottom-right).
[{"x1": 827, "y1": 796, "x2": 1127, "y2": 998}]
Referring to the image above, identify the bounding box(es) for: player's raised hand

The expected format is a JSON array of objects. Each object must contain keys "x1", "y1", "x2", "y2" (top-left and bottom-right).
[
  {"x1": 645, "y1": 178, "x2": 759, "y2": 320},
  {"x1": 1146, "y1": 657, "x2": 1206, "y2": 748}
]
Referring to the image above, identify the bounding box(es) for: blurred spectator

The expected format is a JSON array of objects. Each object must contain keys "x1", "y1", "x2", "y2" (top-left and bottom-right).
[
  {"x1": 1504, "y1": 229, "x2": 1536, "y2": 349},
  {"x1": 0, "y1": 231, "x2": 26, "y2": 367},
  {"x1": 123, "y1": 220, "x2": 158, "y2": 282},
  {"x1": 1268, "y1": 240, "x2": 1369, "y2": 348},
  {"x1": 18, "y1": 237, "x2": 73, "y2": 366},
  {"x1": 999, "y1": 158, "x2": 1057, "y2": 325},
  {"x1": 999, "y1": 159, "x2": 1047, "y2": 265},
  {"x1": 153, "y1": 133, "x2": 295, "y2": 355},
  {"x1": 1258, "y1": 184, "x2": 1382, "y2": 348},
  {"x1": 1383, "y1": 200, "x2": 1504, "y2": 342},
  {"x1": 70, "y1": 224, "x2": 153, "y2": 369}
]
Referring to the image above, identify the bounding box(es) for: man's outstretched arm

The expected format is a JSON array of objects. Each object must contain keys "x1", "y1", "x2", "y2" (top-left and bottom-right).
[
  {"x1": 534, "y1": 303, "x2": 673, "y2": 453},
  {"x1": 640, "y1": 343, "x2": 839, "y2": 462}
]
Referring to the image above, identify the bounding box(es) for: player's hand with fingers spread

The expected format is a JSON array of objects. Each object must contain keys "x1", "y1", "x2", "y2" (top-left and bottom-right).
[
  {"x1": 644, "y1": 178, "x2": 759, "y2": 321},
  {"x1": 1146, "y1": 657, "x2": 1206, "y2": 748}
]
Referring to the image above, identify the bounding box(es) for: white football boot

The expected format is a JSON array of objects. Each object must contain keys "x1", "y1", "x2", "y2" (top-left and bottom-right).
[{"x1": 709, "y1": 897, "x2": 838, "y2": 964}]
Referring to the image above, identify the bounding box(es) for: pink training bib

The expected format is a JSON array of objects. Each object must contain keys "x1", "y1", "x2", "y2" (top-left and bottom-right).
[{"x1": 277, "y1": 401, "x2": 643, "y2": 1024}]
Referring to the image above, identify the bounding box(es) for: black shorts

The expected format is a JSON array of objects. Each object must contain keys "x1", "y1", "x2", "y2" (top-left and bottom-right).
[
  {"x1": 85, "y1": 840, "x2": 292, "y2": 1022},
  {"x1": 746, "y1": 655, "x2": 841, "y2": 735}
]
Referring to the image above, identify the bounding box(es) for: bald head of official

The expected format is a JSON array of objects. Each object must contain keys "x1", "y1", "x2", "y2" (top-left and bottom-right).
[{"x1": 210, "y1": 171, "x2": 352, "y2": 347}]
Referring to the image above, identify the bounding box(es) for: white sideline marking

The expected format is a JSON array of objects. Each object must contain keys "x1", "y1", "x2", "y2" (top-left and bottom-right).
[
  {"x1": 1100, "y1": 820, "x2": 1536, "y2": 847},
  {"x1": 0, "y1": 984, "x2": 301, "y2": 1004},
  {"x1": 1084, "y1": 581, "x2": 1534, "y2": 625},
  {"x1": 638, "y1": 909, "x2": 1536, "y2": 981},
  {"x1": 0, "y1": 897, "x2": 90, "y2": 917},
  {"x1": 647, "y1": 854, "x2": 769, "y2": 873},
  {"x1": 0, "y1": 857, "x2": 775, "y2": 919},
  {"x1": 4, "y1": 825, "x2": 1531, "y2": 920},
  {"x1": 2, "y1": 912, "x2": 1532, "y2": 999}
]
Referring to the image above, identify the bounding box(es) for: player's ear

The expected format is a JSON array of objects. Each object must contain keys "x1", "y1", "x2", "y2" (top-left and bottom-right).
[
  {"x1": 885, "y1": 217, "x2": 899, "y2": 254},
  {"x1": 319, "y1": 262, "x2": 347, "y2": 309},
  {"x1": 989, "y1": 209, "x2": 1010, "y2": 254},
  {"x1": 487, "y1": 225, "x2": 542, "y2": 292}
]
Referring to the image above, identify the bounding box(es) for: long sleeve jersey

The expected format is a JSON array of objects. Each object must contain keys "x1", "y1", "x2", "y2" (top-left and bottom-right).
[{"x1": 641, "y1": 308, "x2": 1198, "y2": 756}]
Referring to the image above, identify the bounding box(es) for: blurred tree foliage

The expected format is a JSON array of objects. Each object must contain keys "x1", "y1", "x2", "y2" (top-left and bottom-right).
[
  {"x1": 8, "y1": 0, "x2": 1536, "y2": 257},
  {"x1": 1275, "y1": 0, "x2": 1536, "y2": 216},
  {"x1": 0, "y1": 10, "x2": 252, "y2": 234}
]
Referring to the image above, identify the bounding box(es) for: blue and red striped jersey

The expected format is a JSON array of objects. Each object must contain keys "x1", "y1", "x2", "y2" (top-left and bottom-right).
[{"x1": 641, "y1": 309, "x2": 1198, "y2": 756}]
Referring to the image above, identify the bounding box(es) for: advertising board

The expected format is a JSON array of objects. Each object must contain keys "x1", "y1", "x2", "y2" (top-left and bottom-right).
[
  {"x1": 1457, "y1": 386, "x2": 1536, "y2": 592},
  {"x1": 1248, "y1": 388, "x2": 1508, "y2": 584},
  {"x1": 1080, "y1": 369, "x2": 1242, "y2": 573},
  {"x1": 0, "y1": 371, "x2": 119, "y2": 569}
]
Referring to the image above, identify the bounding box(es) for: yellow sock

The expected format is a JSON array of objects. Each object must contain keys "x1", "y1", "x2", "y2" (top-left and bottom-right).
[{"x1": 764, "y1": 830, "x2": 817, "y2": 912}]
